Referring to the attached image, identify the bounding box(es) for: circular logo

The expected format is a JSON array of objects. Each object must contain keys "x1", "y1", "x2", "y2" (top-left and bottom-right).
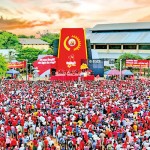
[
  {"x1": 89, "y1": 60, "x2": 92, "y2": 63},
  {"x1": 68, "y1": 38, "x2": 76, "y2": 46}
]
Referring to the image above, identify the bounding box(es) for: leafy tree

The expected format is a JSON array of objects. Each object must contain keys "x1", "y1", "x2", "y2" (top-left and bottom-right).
[
  {"x1": 18, "y1": 35, "x2": 35, "y2": 38},
  {"x1": 115, "y1": 53, "x2": 143, "y2": 69},
  {"x1": 41, "y1": 33, "x2": 59, "y2": 47},
  {"x1": 16, "y1": 47, "x2": 43, "y2": 64},
  {"x1": 41, "y1": 48, "x2": 54, "y2": 55},
  {"x1": 146, "y1": 56, "x2": 150, "y2": 60},
  {"x1": 0, "y1": 54, "x2": 8, "y2": 76},
  {"x1": 0, "y1": 31, "x2": 22, "y2": 50}
]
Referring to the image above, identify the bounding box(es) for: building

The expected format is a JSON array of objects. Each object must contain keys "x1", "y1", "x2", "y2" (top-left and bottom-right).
[
  {"x1": 86, "y1": 22, "x2": 150, "y2": 66},
  {"x1": 0, "y1": 49, "x2": 16, "y2": 61},
  {"x1": 19, "y1": 38, "x2": 49, "y2": 50}
]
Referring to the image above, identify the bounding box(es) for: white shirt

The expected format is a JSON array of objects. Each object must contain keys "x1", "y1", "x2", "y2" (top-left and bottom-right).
[{"x1": 77, "y1": 137, "x2": 82, "y2": 144}]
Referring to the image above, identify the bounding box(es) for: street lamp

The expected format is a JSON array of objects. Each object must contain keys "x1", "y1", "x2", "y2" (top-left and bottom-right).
[{"x1": 120, "y1": 59, "x2": 122, "y2": 80}]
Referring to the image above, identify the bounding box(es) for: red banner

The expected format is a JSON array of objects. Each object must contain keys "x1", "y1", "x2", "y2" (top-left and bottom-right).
[
  {"x1": 33, "y1": 55, "x2": 57, "y2": 75},
  {"x1": 57, "y1": 28, "x2": 87, "y2": 71},
  {"x1": 8, "y1": 61, "x2": 26, "y2": 68},
  {"x1": 126, "y1": 60, "x2": 150, "y2": 68}
]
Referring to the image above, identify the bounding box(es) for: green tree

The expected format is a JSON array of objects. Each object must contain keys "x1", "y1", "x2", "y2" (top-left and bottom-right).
[
  {"x1": 146, "y1": 56, "x2": 150, "y2": 60},
  {"x1": 16, "y1": 47, "x2": 43, "y2": 64},
  {"x1": 41, "y1": 48, "x2": 54, "y2": 55},
  {"x1": 41, "y1": 33, "x2": 59, "y2": 47},
  {"x1": 0, "y1": 31, "x2": 22, "y2": 50},
  {"x1": 18, "y1": 35, "x2": 35, "y2": 38},
  {"x1": 0, "y1": 54, "x2": 8, "y2": 76},
  {"x1": 115, "y1": 53, "x2": 143, "y2": 69}
]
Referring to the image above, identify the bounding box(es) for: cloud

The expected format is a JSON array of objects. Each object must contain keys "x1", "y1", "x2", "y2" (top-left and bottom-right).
[
  {"x1": 39, "y1": 8, "x2": 79, "y2": 19},
  {"x1": 0, "y1": 6, "x2": 13, "y2": 14},
  {"x1": 54, "y1": 0, "x2": 79, "y2": 4},
  {"x1": 132, "y1": 0, "x2": 150, "y2": 4},
  {"x1": 137, "y1": 15, "x2": 150, "y2": 21},
  {"x1": 11, "y1": 0, "x2": 30, "y2": 3},
  {"x1": 1, "y1": 0, "x2": 150, "y2": 35},
  {"x1": 56, "y1": 10, "x2": 79, "y2": 19},
  {"x1": 0, "y1": 17, "x2": 55, "y2": 30}
]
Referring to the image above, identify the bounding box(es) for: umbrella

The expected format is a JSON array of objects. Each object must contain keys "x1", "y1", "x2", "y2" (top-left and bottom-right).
[
  {"x1": 104, "y1": 70, "x2": 110, "y2": 75},
  {"x1": 80, "y1": 63, "x2": 88, "y2": 70},
  {"x1": 122, "y1": 70, "x2": 133, "y2": 76},
  {"x1": 107, "y1": 69, "x2": 120, "y2": 76},
  {"x1": 6, "y1": 69, "x2": 20, "y2": 75}
]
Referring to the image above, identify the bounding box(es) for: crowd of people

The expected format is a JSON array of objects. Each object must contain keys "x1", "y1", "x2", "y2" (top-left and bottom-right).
[{"x1": 0, "y1": 78, "x2": 149, "y2": 150}]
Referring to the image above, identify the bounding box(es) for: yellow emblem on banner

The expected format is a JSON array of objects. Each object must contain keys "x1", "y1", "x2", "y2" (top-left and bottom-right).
[{"x1": 64, "y1": 35, "x2": 81, "y2": 51}]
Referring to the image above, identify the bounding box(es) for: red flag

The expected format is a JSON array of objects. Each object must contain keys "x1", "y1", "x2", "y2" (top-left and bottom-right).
[{"x1": 57, "y1": 28, "x2": 87, "y2": 71}]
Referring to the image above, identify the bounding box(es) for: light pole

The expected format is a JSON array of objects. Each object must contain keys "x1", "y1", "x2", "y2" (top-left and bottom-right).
[{"x1": 120, "y1": 59, "x2": 122, "y2": 80}]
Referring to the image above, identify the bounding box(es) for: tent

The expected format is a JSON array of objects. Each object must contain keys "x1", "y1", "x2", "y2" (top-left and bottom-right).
[
  {"x1": 122, "y1": 70, "x2": 133, "y2": 76},
  {"x1": 6, "y1": 69, "x2": 20, "y2": 75},
  {"x1": 104, "y1": 70, "x2": 110, "y2": 75},
  {"x1": 107, "y1": 69, "x2": 120, "y2": 76}
]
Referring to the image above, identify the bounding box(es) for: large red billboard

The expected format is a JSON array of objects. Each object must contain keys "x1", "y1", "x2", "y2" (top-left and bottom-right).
[
  {"x1": 33, "y1": 55, "x2": 57, "y2": 75},
  {"x1": 126, "y1": 60, "x2": 150, "y2": 68},
  {"x1": 57, "y1": 28, "x2": 87, "y2": 71}
]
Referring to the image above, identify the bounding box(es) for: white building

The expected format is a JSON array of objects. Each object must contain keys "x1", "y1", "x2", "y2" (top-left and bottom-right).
[
  {"x1": 0, "y1": 49, "x2": 16, "y2": 61},
  {"x1": 86, "y1": 22, "x2": 150, "y2": 66}
]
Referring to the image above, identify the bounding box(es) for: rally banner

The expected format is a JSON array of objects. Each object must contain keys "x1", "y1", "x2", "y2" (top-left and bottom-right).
[
  {"x1": 33, "y1": 55, "x2": 57, "y2": 75},
  {"x1": 8, "y1": 61, "x2": 26, "y2": 68},
  {"x1": 126, "y1": 60, "x2": 150, "y2": 68},
  {"x1": 57, "y1": 28, "x2": 87, "y2": 71}
]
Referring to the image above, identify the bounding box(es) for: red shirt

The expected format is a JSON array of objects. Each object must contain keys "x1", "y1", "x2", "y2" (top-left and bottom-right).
[
  {"x1": 10, "y1": 138, "x2": 17, "y2": 147},
  {"x1": 80, "y1": 140, "x2": 85, "y2": 150}
]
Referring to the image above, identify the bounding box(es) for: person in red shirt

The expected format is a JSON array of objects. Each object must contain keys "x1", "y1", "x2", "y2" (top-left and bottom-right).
[
  {"x1": 80, "y1": 139, "x2": 85, "y2": 150},
  {"x1": 10, "y1": 137, "x2": 17, "y2": 148},
  {"x1": 76, "y1": 144, "x2": 81, "y2": 150},
  {"x1": 44, "y1": 138, "x2": 49, "y2": 149},
  {"x1": 50, "y1": 143, "x2": 56, "y2": 150}
]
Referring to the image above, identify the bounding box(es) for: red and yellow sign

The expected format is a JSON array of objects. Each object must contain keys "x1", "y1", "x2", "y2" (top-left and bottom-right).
[
  {"x1": 8, "y1": 61, "x2": 26, "y2": 68},
  {"x1": 126, "y1": 60, "x2": 150, "y2": 68},
  {"x1": 57, "y1": 28, "x2": 87, "y2": 71}
]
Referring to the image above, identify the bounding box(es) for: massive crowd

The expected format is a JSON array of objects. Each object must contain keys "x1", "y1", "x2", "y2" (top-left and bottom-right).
[{"x1": 0, "y1": 79, "x2": 149, "y2": 150}]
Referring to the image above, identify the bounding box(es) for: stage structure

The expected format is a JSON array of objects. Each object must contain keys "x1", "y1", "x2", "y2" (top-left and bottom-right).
[
  {"x1": 33, "y1": 28, "x2": 104, "y2": 80},
  {"x1": 57, "y1": 28, "x2": 87, "y2": 71}
]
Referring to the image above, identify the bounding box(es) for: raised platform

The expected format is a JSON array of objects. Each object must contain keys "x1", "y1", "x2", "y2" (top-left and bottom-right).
[{"x1": 50, "y1": 75, "x2": 94, "y2": 81}]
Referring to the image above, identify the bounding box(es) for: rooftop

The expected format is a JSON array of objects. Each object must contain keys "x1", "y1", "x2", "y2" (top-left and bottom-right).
[
  {"x1": 19, "y1": 38, "x2": 49, "y2": 45},
  {"x1": 91, "y1": 22, "x2": 150, "y2": 32},
  {"x1": 86, "y1": 31, "x2": 150, "y2": 44}
]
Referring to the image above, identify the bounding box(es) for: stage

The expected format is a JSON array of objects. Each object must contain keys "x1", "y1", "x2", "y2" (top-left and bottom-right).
[{"x1": 50, "y1": 75, "x2": 94, "y2": 81}]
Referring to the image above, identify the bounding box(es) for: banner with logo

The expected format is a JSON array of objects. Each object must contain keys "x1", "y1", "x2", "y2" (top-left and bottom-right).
[
  {"x1": 8, "y1": 61, "x2": 26, "y2": 68},
  {"x1": 126, "y1": 60, "x2": 150, "y2": 68},
  {"x1": 57, "y1": 28, "x2": 87, "y2": 71},
  {"x1": 33, "y1": 55, "x2": 57, "y2": 75}
]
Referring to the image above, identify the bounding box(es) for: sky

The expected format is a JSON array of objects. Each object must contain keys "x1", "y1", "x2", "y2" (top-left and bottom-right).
[{"x1": 0, "y1": 0, "x2": 150, "y2": 35}]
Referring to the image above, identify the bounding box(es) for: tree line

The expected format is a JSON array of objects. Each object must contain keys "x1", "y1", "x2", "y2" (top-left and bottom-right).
[
  {"x1": 0, "y1": 31, "x2": 149, "y2": 74},
  {"x1": 0, "y1": 31, "x2": 59, "y2": 73}
]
